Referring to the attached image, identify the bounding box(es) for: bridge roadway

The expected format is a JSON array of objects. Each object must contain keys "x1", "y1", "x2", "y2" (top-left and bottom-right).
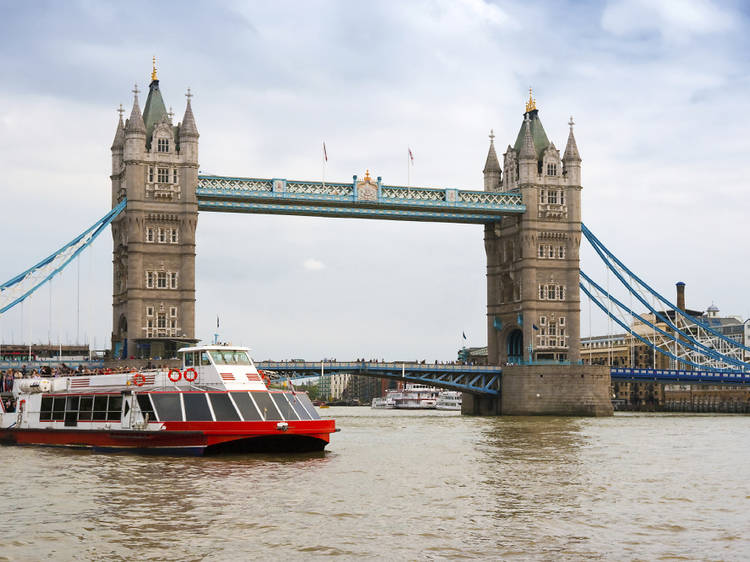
[
  {"x1": 256, "y1": 362, "x2": 750, "y2": 396},
  {"x1": 196, "y1": 175, "x2": 525, "y2": 223},
  {"x1": 256, "y1": 361, "x2": 503, "y2": 396}
]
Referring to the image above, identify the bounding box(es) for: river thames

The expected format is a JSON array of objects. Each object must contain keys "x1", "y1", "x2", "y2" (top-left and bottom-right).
[{"x1": 1, "y1": 408, "x2": 748, "y2": 560}]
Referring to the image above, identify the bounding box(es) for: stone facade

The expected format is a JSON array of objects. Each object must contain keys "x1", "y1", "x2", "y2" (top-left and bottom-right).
[
  {"x1": 461, "y1": 365, "x2": 612, "y2": 416},
  {"x1": 483, "y1": 95, "x2": 582, "y2": 366},
  {"x1": 110, "y1": 76, "x2": 199, "y2": 359}
]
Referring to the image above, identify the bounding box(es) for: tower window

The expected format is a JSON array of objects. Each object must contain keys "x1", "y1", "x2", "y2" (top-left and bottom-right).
[
  {"x1": 148, "y1": 167, "x2": 154, "y2": 182},
  {"x1": 557, "y1": 246, "x2": 565, "y2": 259},
  {"x1": 546, "y1": 163, "x2": 557, "y2": 176},
  {"x1": 170, "y1": 272, "x2": 178, "y2": 289},
  {"x1": 173, "y1": 169, "x2": 178, "y2": 183},
  {"x1": 146, "y1": 272, "x2": 154, "y2": 289},
  {"x1": 170, "y1": 307, "x2": 177, "y2": 318},
  {"x1": 158, "y1": 228, "x2": 166, "y2": 243},
  {"x1": 547, "y1": 191, "x2": 558, "y2": 204},
  {"x1": 157, "y1": 138, "x2": 169, "y2": 153},
  {"x1": 146, "y1": 306, "x2": 154, "y2": 317},
  {"x1": 170, "y1": 228, "x2": 178, "y2": 244},
  {"x1": 157, "y1": 167, "x2": 169, "y2": 183},
  {"x1": 157, "y1": 272, "x2": 168, "y2": 289},
  {"x1": 146, "y1": 227, "x2": 154, "y2": 243}
]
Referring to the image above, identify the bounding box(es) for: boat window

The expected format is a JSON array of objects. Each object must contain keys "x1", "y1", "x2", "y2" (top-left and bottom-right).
[
  {"x1": 136, "y1": 394, "x2": 155, "y2": 419},
  {"x1": 183, "y1": 393, "x2": 213, "y2": 421},
  {"x1": 200, "y1": 352, "x2": 211, "y2": 366},
  {"x1": 251, "y1": 391, "x2": 283, "y2": 421},
  {"x1": 107, "y1": 395, "x2": 122, "y2": 421},
  {"x1": 287, "y1": 392, "x2": 313, "y2": 420},
  {"x1": 79, "y1": 395, "x2": 93, "y2": 420},
  {"x1": 93, "y1": 395, "x2": 109, "y2": 421},
  {"x1": 296, "y1": 393, "x2": 321, "y2": 420},
  {"x1": 184, "y1": 352, "x2": 194, "y2": 367},
  {"x1": 209, "y1": 350, "x2": 252, "y2": 366},
  {"x1": 151, "y1": 394, "x2": 183, "y2": 421},
  {"x1": 208, "y1": 393, "x2": 241, "y2": 421},
  {"x1": 229, "y1": 392, "x2": 262, "y2": 421},
  {"x1": 52, "y1": 397, "x2": 66, "y2": 421},
  {"x1": 40, "y1": 396, "x2": 53, "y2": 420},
  {"x1": 66, "y1": 396, "x2": 80, "y2": 412},
  {"x1": 271, "y1": 392, "x2": 299, "y2": 420}
]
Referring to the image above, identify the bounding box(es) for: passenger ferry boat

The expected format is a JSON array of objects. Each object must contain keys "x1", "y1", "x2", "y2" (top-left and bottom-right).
[
  {"x1": 435, "y1": 391, "x2": 462, "y2": 411},
  {"x1": 371, "y1": 383, "x2": 440, "y2": 409},
  {"x1": 0, "y1": 345, "x2": 335, "y2": 455}
]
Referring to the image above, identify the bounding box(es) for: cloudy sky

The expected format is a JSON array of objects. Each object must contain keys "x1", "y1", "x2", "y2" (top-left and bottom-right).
[{"x1": 0, "y1": 0, "x2": 748, "y2": 360}]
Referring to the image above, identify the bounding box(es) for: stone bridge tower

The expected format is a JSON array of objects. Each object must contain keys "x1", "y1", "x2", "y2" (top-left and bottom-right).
[
  {"x1": 470, "y1": 91, "x2": 611, "y2": 417},
  {"x1": 484, "y1": 91, "x2": 582, "y2": 366},
  {"x1": 110, "y1": 62, "x2": 199, "y2": 359}
]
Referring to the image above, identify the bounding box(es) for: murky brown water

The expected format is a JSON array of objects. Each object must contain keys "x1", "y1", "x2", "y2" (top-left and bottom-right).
[{"x1": 1, "y1": 409, "x2": 749, "y2": 560}]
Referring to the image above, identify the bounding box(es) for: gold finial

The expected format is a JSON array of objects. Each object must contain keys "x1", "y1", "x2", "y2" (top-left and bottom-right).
[
  {"x1": 525, "y1": 87, "x2": 537, "y2": 112},
  {"x1": 151, "y1": 56, "x2": 157, "y2": 81},
  {"x1": 364, "y1": 169, "x2": 371, "y2": 181}
]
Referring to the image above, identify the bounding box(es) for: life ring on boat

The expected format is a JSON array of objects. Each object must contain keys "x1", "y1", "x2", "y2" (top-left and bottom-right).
[
  {"x1": 183, "y1": 368, "x2": 198, "y2": 382},
  {"x1": 168, "y1": 368, "x2": 182, "y2": 382},
  {"x1": 19, "y1": 399, "x2": 25, "y2": 411},
  {"x1": 259, "y1": 370, "x2": 270, "y2": 384},
  {"x1": 133, "y1": 373, "x2": 146, "y2": 387}
]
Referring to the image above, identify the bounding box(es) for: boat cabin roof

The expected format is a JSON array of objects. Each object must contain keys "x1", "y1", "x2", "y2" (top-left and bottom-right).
[{"x1": 178, "y1": 345, "x2": 251, "y2": 354}]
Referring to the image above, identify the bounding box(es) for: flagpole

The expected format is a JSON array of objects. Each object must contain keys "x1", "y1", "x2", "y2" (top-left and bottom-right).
[
  {"x1": 407, "y1": 148, "x2": 410, "y2": 189},
  {"x1": 322, "y1": 142, "x2": 327, "y2": 188}
]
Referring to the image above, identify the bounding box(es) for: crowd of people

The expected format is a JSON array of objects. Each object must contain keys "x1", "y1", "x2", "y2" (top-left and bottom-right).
[{"x1": 0, "y1": 363, "x2": 164, "y2": 394}]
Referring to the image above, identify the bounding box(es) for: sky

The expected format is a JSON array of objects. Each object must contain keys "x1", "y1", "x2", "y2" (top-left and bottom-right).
[{"x1": 0, "y1": 0, "x2": 749, "y2": 361}]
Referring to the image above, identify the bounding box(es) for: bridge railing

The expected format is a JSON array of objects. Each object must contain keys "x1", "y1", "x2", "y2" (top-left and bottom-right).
[
  {"x1": 611, "y1": 367, "x2": 750, "y2": 384},
  {"x1": 197, "y1": 175, "x2": 524, "y2": 212}
]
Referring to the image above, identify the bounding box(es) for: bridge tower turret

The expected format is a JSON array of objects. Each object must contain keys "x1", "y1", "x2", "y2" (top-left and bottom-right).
[{"x1": 110, "y1": 61, "x2": 199, "y2": 359}]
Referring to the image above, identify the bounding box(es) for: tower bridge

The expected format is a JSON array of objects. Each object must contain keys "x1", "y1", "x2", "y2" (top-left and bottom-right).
[{"x1": 3, "y1": 66, "x2": 749, "y2": 415}]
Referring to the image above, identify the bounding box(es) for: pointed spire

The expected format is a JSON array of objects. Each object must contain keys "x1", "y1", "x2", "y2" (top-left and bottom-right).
[
  {"x1": 125, "y1": 83, "x2": 146, "y2": 134},
  {"x1": 519, "y1": 116, "x2": 536, "y2": 160},
  {"x1": 111, "y1": 104, "x2": 125, "y2": 149},
  {"x1": 563, "y1": 116, "x2": 581, "y2": 162},
  {"x1": 179, "y1": 88, "x2": 199, "y2": 138},
  {"x1": 483, "y1": 129, "x2": 501, "y2": 173},
  {"x1": 525, "y1": 87, "x2": 537, "y2": 112}
]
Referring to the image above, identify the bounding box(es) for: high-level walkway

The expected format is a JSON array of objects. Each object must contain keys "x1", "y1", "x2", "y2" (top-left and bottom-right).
[{"x1": 196, "y1": 175, "x2": 525, "y2": 223}]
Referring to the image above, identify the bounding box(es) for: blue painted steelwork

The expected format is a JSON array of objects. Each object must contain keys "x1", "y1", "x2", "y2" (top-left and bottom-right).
[
  {"x1": 582, "y1": 223, "x2": 750, "y2": 355},
  {"x1": 257, "y1": 361, "x2": 502, "y2": 396},
  {"x1": 196, "y1": 175, "x2": 524, "y2": 223},
  {"x1": 611, "y1": 367, "x2": 750, "y2": 385},
  {"x1": 0, "y1": 200, "x2": 127, "y2": 315},
  {"x1": 580, "y1": 282, "x2": 714, "y2": 370},
  {"x1": 580, "y1": 270, "x2": 747, "y2": 369}
]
